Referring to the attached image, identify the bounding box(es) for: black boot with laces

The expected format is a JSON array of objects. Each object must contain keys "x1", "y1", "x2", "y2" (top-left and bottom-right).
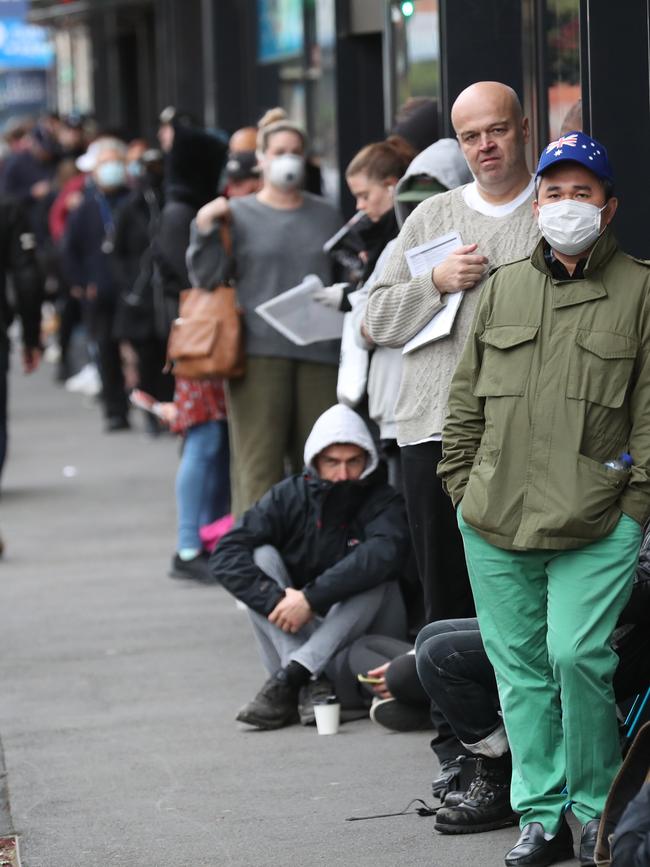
[
  {"x1": 235, "y1": 670, "x2": 299, "y2": 729},
  {"x1": 434, "y1": 752, "x2": 518, "y2": 834}
]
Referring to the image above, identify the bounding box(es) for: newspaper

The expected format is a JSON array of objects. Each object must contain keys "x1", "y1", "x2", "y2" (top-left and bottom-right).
[
  {"x1": 255, "y1": 274, "x2": 344, "y2": 346},
  {"x1": 402, "y1": 231, "x2": 464, "y2": 355}
]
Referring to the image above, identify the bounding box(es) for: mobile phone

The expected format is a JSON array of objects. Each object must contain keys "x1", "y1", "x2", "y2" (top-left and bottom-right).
[{"x1": 357, "y1": 673, "x2": 383, "y2": 684}]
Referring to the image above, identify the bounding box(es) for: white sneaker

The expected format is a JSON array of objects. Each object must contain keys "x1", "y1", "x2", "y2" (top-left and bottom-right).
[
  {"x1": 43, "y1": 343, "x2": 61, "y2": 363},
  {"x1": 65, "y1": 363, "x2": 101, "y2": 396}
]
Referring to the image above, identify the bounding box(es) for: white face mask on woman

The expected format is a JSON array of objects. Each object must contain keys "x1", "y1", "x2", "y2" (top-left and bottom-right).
[
  {"x1": 537, "y1": 199, "x2": 606, "y2": 256},
  {"x1": 266, "y1": 153, "x2": 305, "y2": 191}
]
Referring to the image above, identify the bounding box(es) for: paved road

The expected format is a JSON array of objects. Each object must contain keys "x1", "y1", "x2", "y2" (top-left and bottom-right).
[{"x1": 0, "y1": 357, "x2": 579, "y2": 866}]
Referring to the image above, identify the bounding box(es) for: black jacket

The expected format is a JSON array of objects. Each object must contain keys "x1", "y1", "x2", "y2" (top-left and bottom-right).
[
  {"x1": 62, "y1": 184, "x2": 130, "y2": 307},
  {"x1": 112, "y1": 184, "x2": 163, "y2": 342},
  {"x1": 212, "y1": 467, "x2": 409, "y2": 617},
  {"x1": 611, "y1": 784, "x2": 650, "y2": 866},
  {"x1": 0, "y1": 197, "x2": 42, "y2": 348}
]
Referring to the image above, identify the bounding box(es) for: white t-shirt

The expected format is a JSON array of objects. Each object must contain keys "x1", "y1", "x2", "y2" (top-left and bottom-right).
[
  {"x1": 400, "y1": 176, "x2": 536, "y2": 447},
  {"x1": 462, "y1": 177, "x2": 535, "y2": 217}
]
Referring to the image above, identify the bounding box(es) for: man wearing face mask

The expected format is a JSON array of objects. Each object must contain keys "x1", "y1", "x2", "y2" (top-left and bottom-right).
[
  {"x1": 63, "y1": 142, "x2": 132, "y2": 430},
  {"x1": 188, "y1": 111, "x2": 341, "y2": 516},
  {"x1": 439, "y1": 132, "x2": 650, "y2": 866}
]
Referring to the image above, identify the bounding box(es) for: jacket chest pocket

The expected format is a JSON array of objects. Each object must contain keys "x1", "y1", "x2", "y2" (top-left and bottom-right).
[
  {"x1": 566, "y1": 330, "x2": 637, "y2": 408},
  {"x1": 474, "y1": 325, "x2": 539, "y2": 397}
]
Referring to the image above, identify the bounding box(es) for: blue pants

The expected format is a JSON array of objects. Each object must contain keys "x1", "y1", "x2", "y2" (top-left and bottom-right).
[{"x1": 175, "y1": 420, "x2": 230, "y2": 552}]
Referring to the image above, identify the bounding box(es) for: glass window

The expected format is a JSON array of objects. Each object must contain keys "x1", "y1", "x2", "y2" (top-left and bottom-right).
[
  {"x1": 258, "y1": 0, "x2": 305, "y2": 64},
  {"x1": 544, "y1": 0, "x2": 581, "y2": 139},
  {"x1": 309, "y1": 0, "x2": 338, "y2": 201},
  {"x1": 390, "y1": 0, "x2": 440, "y2": 118}
]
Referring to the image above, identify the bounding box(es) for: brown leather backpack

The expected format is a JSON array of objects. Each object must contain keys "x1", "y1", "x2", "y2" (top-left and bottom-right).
[{"x1": 166, "y1": 221, "x2": 245, "y2": 379}]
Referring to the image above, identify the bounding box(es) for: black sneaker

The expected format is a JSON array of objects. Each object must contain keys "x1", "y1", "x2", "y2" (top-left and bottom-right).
[
  {"x1": 105, "y1": 415, "x2": 130, "y2": 432},
  {"x1": 434, "y1": 753, "x2": 518, "y2": 834},
  {"x1": 370, "y1": 697, "x2": 433, "y2": 732},
  {"x1": 236, "y1": 672, "x2": 299, "y2": 730},
  {"x1": 168, "y1": 552, "x2": 217, "y2": 584},
  {"x1": 298, "y1": 675, "x2": 335, "y2": 725}
]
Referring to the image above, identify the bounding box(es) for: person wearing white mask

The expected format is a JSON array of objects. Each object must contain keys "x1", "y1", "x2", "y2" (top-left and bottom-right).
[
  {"x1": 187, "y1": 109, "x2": 341, "y2": 516},
  {"x1": 439, "y1": 132, "x2": 650, "y2": 867},
  {"x1": 63, "y1": 141, "x2": 132, "y2": 431}
]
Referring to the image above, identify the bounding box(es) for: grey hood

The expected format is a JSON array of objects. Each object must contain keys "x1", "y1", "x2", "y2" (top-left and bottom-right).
[
  {"x1": 303, "y1": 404, "x2": 379, "y2": 480},
  {"x1": 395, "y1": 137, "x2": 472, "y2": 226}
]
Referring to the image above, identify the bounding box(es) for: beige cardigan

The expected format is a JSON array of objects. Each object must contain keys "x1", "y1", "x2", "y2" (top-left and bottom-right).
[{"x1": 366, "y1": 185, "x2": 540, "y2": 444}]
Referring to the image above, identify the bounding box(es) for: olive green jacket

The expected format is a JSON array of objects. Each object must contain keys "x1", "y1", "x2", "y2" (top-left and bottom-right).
[{"x1": 439, "y1": 229, "x2": 650, "y2": 550}]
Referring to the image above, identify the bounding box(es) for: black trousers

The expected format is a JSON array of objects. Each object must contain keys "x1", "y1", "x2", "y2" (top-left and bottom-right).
[
  {"x1": 400, "y1": 440, "x2": 475, "y2": 623},
  {"x1": 56, "y1": 292, "x2": 81, "y2": 376},
  {"x1": 0, "y1": 340, "x2": 8, "y2": 480},
  {"x1": 416, "y1": 618, "x2": 497, "y2": 746},
  {"x1": 94, "y1": 305, "x2": 128, "y2": 420},
  {"x1": 344, "y1": 633, "x2": 467, "y2": 762},
  {"x1": 131, "y1": 337, "x2": 174, "y2": 402}
]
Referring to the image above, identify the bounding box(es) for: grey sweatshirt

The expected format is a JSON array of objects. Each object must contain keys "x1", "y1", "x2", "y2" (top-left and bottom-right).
[
  {"x1": 366, "y1": 185, "x2": 540, "y2": 444},
  {"x1": 187, "y1": 193, "x2": 341, "y2": 364}
]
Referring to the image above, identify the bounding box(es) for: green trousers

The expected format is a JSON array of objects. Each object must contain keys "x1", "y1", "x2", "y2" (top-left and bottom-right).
[
  {"x1": 458, "y1": 508, "x2": 641, "y2": 832},
  {"x1": 225, "y1": 356, "x2": 337, "y2": 517}
]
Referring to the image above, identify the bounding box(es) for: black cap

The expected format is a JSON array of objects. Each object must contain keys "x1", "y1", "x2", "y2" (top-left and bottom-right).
[{"x1": 225, "y1": 150, "x2": 260, "y2": 181}]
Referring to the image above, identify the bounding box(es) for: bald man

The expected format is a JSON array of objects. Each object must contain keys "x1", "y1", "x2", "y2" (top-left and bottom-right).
[
  {"x1": 367, "y1": 82, "x2": 539, "y2": 627},
  {"x1": 229, "y1": 127, "x2": 258, "y2": 154},
  {"x1": 366, "y1": 83, "x2": 540, "y2": 796}
]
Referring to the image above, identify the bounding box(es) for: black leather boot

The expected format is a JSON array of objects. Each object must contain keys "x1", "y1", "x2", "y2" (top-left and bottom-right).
[
  {"x1": 504, "y1": 816, "x2": 574, "y2": 866},
  {"x1": 435, "y1": 753, "x2": 518, "y2": 834},
  {"x1": 235, "y1": 671, "x2": 299, "y2": 729}
]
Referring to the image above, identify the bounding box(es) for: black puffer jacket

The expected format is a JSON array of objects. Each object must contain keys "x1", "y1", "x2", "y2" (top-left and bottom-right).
[{"x1": 211, "y1": 405, "x2": 410, "y2": 616}]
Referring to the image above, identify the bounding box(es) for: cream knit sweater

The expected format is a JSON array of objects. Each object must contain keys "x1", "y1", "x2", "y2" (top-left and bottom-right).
[{"x1": 366, "y1": 185, "x2": 541, "y2": 444}]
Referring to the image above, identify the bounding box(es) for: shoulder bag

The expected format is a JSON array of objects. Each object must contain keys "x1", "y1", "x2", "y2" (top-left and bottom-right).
[{"x1": 166, "y1": 220, "x2": 245, "y2": 379}]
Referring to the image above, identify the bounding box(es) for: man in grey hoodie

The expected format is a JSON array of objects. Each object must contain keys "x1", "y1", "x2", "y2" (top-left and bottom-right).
[{"x1": 212, "y1": 404, "x2": 410, "y2": 730}]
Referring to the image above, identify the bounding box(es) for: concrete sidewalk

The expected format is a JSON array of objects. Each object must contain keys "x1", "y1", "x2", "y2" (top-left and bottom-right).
[{"x1": 0, "y1": 357, "x2": 548, "y2": 867}]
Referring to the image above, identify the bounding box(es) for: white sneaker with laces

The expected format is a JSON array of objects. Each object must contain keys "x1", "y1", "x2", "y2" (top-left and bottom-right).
[{"x1": 65, "y1": 364, "x2": 101, "y2": 396}]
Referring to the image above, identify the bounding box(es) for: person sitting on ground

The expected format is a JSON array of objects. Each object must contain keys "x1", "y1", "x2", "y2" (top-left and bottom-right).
[
  {"x1": 341, "y1": 634, "x2": 432, "y2": 732},
  {"x1": 211, "y1": 403, "x2": 410, "y2": 730}
]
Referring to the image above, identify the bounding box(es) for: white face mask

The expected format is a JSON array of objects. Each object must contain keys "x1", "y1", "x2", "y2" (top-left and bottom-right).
[
  {"x1": 95, "y1": 160, "x2": 126, "y2": 190},
  {"x1": 537, "y1": 199, "x2": 606, "y2": 256},
  {"x1": 266, "y1": 153, "x2": 305, "y2": 191}
]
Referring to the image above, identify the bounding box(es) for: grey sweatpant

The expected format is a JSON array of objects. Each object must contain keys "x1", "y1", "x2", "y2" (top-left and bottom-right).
[{"x1": 248, "y1": 545, "x2": 407, "y2": 677}]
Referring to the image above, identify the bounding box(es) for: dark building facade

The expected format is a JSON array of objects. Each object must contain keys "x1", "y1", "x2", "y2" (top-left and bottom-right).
[{"x1": 28, "y1": 0, "x2": 650, "y2": 256}]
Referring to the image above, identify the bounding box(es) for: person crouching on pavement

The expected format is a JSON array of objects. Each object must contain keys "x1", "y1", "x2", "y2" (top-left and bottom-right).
[
  {"x1": 211, "y1": 403, "x2": 410, "y2": 729},
  {"x1": 438, "y1": 132, "x2": 650, "y2": 867}
]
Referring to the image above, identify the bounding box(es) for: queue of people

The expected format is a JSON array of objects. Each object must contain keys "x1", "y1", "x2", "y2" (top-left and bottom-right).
[{"x1": 1, "y1": 84, "x2": 649, "y2": 867}]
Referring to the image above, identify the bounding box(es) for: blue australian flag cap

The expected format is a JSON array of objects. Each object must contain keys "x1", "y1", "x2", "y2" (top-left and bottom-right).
[{"x1": 535, "y1": 131, "x2": 614, "y2": 183}]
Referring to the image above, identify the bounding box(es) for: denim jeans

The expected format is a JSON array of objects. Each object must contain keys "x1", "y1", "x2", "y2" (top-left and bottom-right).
[
  {"x1": 415, "y1": 618, "x2": 500, "y2": 747},
  {"x1": 176, "y1": 419, "x2": 230, "y2": 552}
]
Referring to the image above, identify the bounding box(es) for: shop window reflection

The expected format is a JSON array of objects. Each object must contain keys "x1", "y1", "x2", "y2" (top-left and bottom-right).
[
  {"x1": 391, "y1": 0, "x2": 440, "y2": 112},
  {"x1": 545, "y1": 0, "x2": 581, "y2": 138}
]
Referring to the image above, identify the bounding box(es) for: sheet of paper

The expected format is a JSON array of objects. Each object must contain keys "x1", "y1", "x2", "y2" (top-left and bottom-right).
[
  {"x1": 402, "y1": 231, "x2": 464, "y2": 355},
  {"x1": 405, "y1": 231, "x2": 463, "y2": 278},
  {"x1": 255, "y1": 274, "x2": 344, "y2": 346}
]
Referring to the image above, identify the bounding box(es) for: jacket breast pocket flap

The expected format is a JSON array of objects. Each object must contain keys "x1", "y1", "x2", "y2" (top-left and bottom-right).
[
  {"x1": 474, "y1": 324, "x2": 539, "y2": 397},
  {"x1": 567, "y1": 330, "x2": 637, "y2": 408}
]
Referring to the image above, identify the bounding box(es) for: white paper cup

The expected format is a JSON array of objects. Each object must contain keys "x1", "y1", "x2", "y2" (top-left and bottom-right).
[{"x1": 313, "y1": 701, "x2": 340, "y2": 735}]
